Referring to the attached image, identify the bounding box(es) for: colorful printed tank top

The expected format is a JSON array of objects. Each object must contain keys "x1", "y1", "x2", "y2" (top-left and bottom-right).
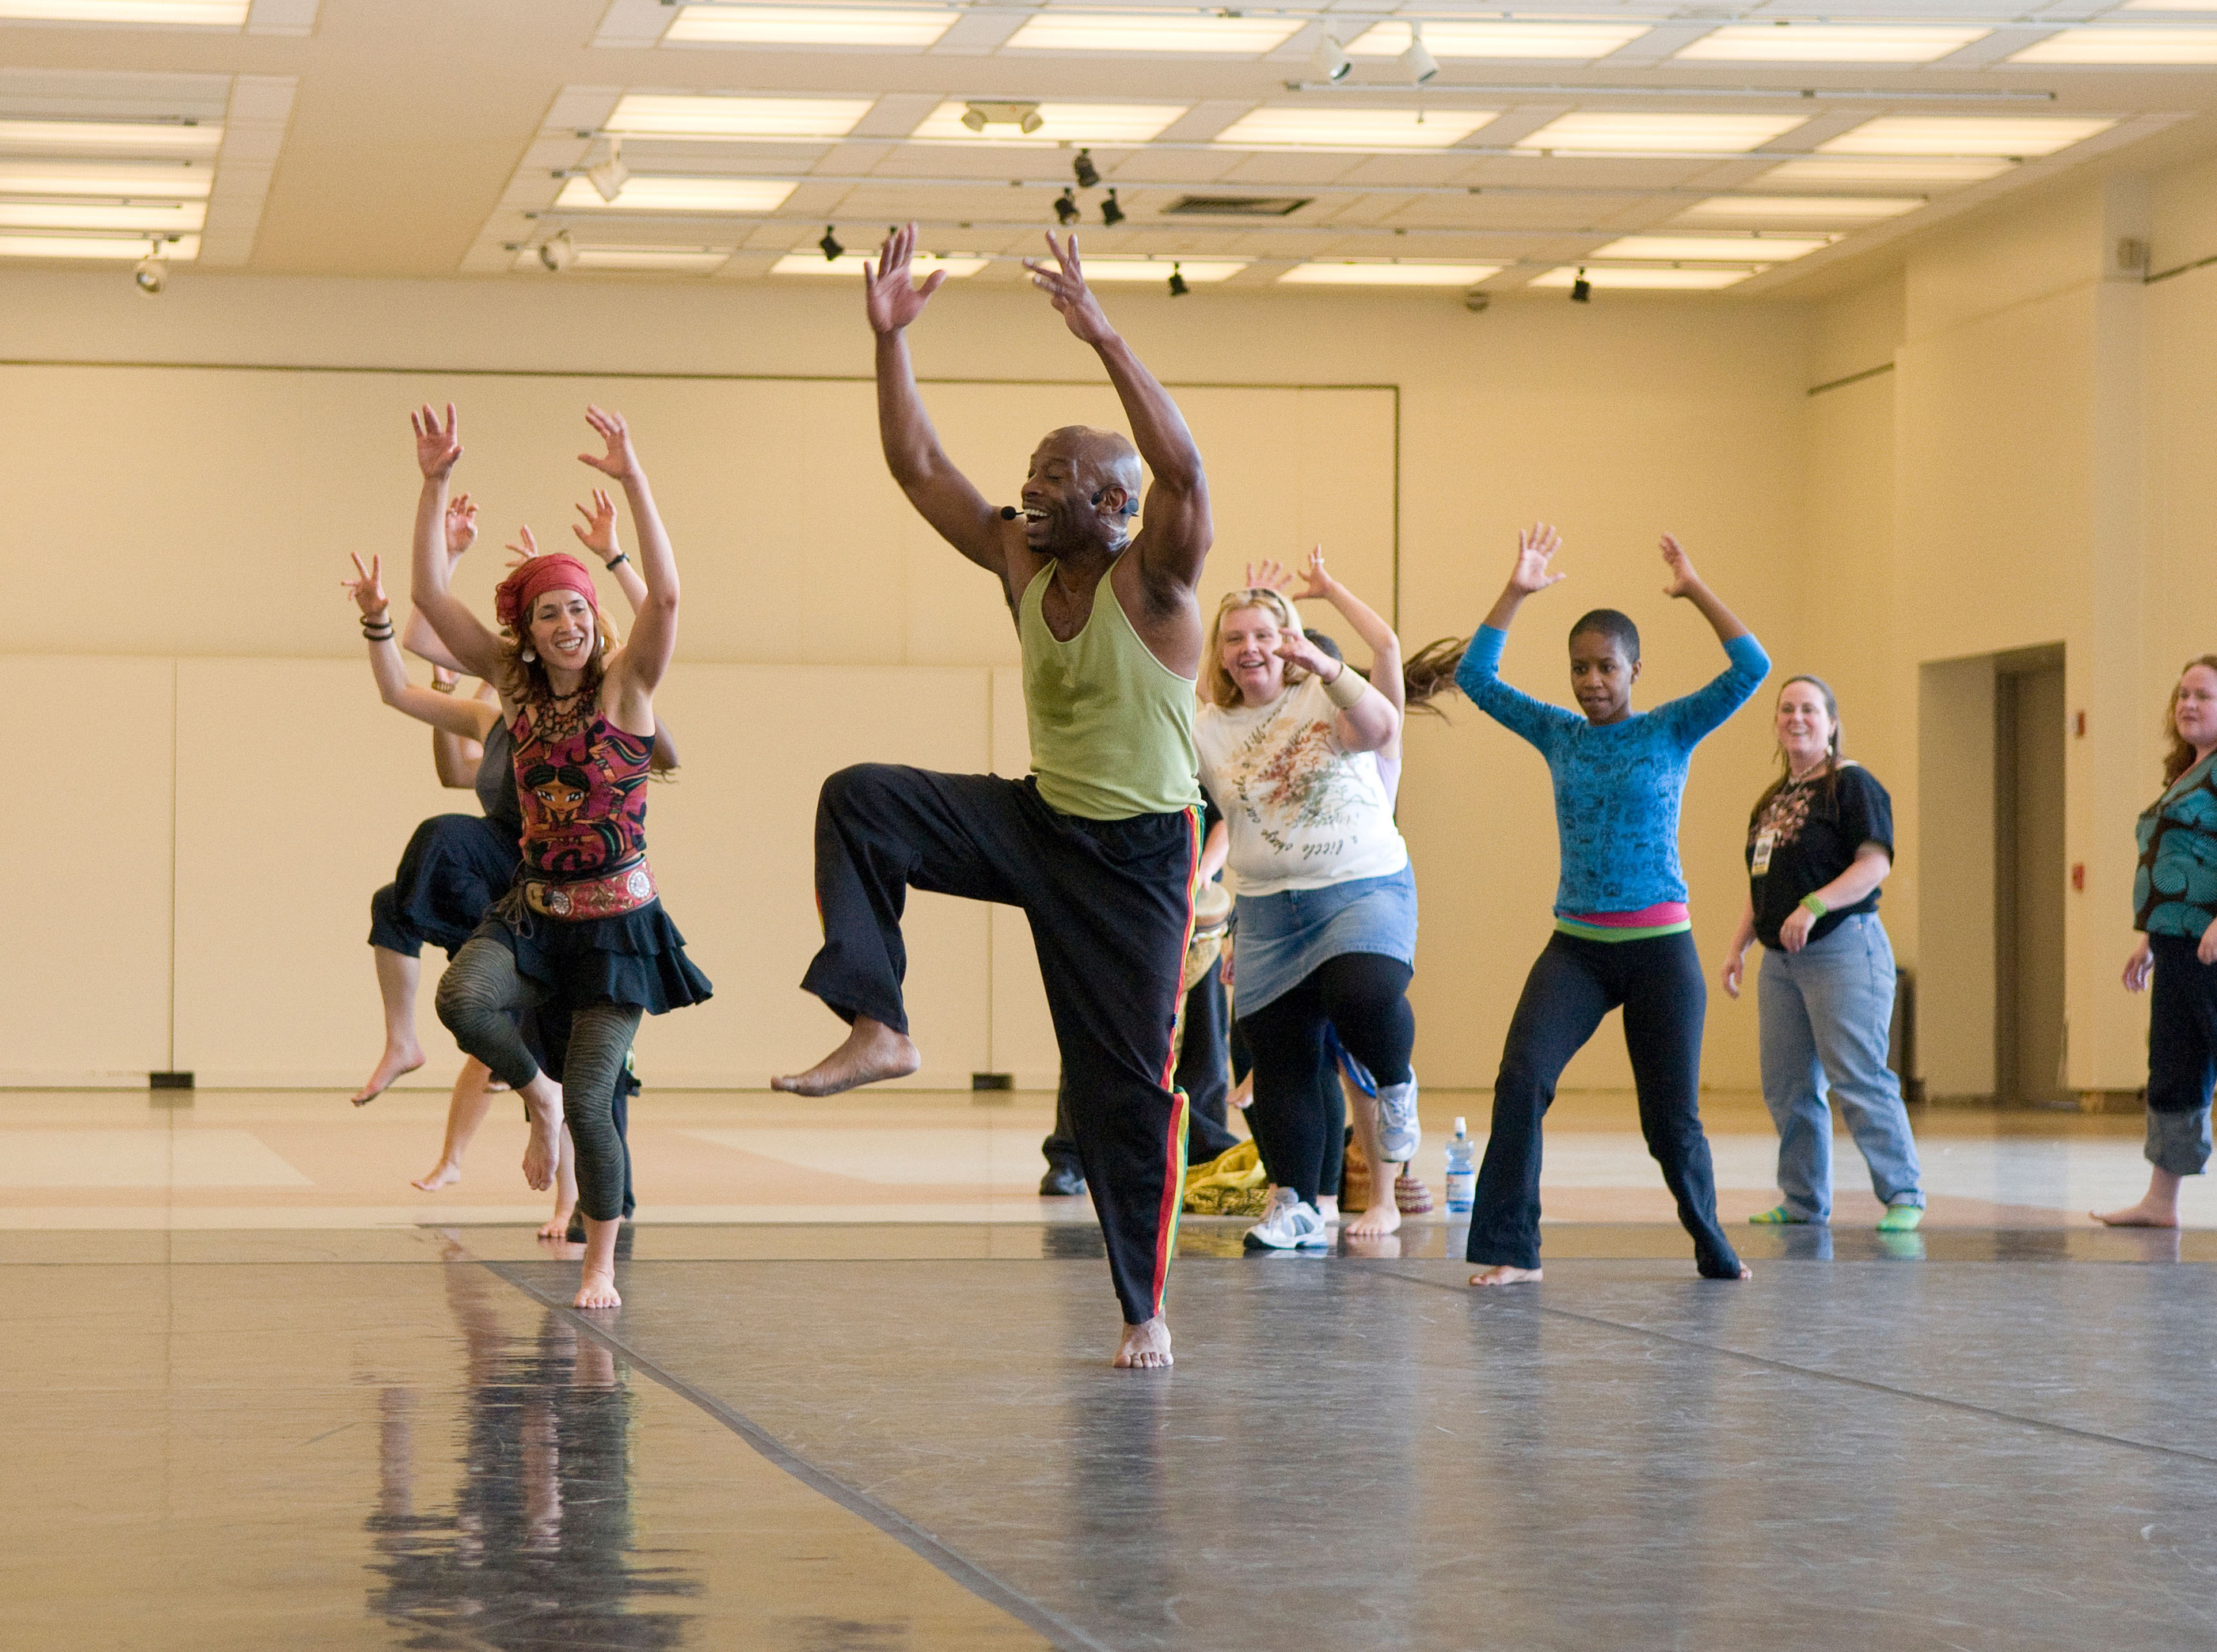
[{"x1": 511, "y1": 707, "x2": 652, "y2": 879}]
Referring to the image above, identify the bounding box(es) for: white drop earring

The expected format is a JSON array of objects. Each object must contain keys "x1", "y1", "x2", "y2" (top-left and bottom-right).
[{"x1": 521, "y1": 648, "x2": 537, "y2": 663}]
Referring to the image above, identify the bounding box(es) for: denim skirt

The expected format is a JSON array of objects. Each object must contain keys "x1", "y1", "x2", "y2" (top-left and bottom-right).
[{"x1": 1230, "y1": 861, "x2": 1417, "y2": 1019}]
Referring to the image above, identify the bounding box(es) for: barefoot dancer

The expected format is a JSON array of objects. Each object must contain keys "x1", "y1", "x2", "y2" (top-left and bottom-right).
[
  {"x1": 2099, "y1": 656, "x2": 2217, "y2": 1229},
  {"x1": 411, "y1": 403, "x2": 710, "y2": 1312},
  {"x1": 1457, "y1": 526, "x2": 1766, "y2": 1286},
  {"x1": 773, "y1": 226, "x2": 1211, "y2": 1371}
]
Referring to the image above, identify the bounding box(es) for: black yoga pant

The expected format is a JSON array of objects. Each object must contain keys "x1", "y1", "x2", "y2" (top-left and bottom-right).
[
  {"x1": 1237, "y1": 951, "x2": 1415, "y2": 1208},
  {"x1": 435, "y1": 937, "x2": 642, "y2": 1225},
  {"x1": 802, "y1": 765, "x2": 1196, "y2": 1325},
  {"x1": 1467, "y1": 929, "x2": 1740, "y2": 1278}
]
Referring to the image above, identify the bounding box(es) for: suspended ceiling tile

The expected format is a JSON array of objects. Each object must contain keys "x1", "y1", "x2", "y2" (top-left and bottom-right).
[{"x1": 591, "y1": 0, "x2": 664, "y2": 49}]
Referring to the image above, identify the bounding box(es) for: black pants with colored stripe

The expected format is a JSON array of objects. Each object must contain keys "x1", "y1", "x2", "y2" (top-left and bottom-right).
[{"x1": 802, "y1": 765, "x2": 1198, "y2": 1324}]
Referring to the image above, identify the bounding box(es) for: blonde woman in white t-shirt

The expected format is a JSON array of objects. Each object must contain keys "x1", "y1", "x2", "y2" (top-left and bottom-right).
[{"x1": 1196, "y1": 553, "x2": 1423, "y2": 1251}]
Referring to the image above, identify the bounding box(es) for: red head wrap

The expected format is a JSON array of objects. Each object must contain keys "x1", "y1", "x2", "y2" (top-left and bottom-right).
[{"x1": 494, "y1": 553, "x2": 602, "y2": 634}]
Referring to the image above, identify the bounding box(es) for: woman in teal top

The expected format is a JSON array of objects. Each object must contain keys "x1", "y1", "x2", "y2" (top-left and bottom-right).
[{"x1": 2098, "y1": 655, "x2": 2217, "y2": 1229}]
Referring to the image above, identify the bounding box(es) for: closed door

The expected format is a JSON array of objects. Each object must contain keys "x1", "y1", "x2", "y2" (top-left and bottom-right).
[{"x1": 1996, "y1": 657, "x2": 2067, "y2": 1106}]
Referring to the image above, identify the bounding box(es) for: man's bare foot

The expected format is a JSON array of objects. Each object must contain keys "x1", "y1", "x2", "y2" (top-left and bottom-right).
[
  {"x1": 410, "y1": 1160, "x2": 462, "y2": 1194},
  {"x1": 352, "y1": 1042, "x2": 424, "y2": 1106},
  {"x1": 770, "y1": 1016, "x2": 920, "y2": 1096},
  {"x1": 1346, "y1": 1198, "x2": 1402, "y2": 1238},
  {"x1": 1113, "y1": 1316, "x2": 1172, "y2": 1369},
  {"x1": 573, "y1": 1267, "x2": 621, "y2": 1311},
  {"x1": 2093, "y1": 1199, "x2": 2181, "y2": 1228},
  {"x1": 538, "y1": 1206, "x2": 576, "y2": 1241},
  {"x1": 523, "y1": 1093, "x2": 564, "y2": 1191},
  {"x1": 1470, "y1": 1263, "x2": 1542, "y2": 1286}
]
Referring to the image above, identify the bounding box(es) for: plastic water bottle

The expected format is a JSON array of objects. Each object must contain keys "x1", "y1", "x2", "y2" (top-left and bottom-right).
[{"x1": 1443, "y1": 1118, "x2": 1475, "y2": 1217}]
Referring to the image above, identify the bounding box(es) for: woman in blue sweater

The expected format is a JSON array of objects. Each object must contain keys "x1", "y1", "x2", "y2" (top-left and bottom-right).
[{"x1": 1456, "y1": 524, "x2": 1768, "y2": 1284}]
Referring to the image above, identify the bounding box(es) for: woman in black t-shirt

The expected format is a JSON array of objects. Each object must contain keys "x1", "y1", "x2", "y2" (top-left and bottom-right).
[{"x1": 1721, "y1": 676, "x2": 1926, "y2": 1231}]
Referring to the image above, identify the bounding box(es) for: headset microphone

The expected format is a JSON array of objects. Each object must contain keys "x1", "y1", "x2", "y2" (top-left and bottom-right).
[{"x1": 999, "y1": 506, "x2": 1020, "y2": 519}]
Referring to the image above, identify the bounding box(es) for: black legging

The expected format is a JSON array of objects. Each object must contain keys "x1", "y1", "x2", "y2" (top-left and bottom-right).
[
  {"x1": 435, "y1": 937, "x2": 641, "y2": 1225},
  {"x1": 1237, "y1": 951, "x2": 1415, "y2": 1208}
]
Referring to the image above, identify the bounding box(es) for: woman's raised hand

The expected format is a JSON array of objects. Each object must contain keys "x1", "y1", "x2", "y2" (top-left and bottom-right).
[
  {"x1": 504, "y1": 524, "x2": 541, "y2": 572},
  {"x1": 1242, "y1": 557, "x2": 1296, "y2": 593},
  {"x1": 444, "y1": 492, "x2": 478, "y2": 560},
  {"x1": 572, "y1": 488, "x2": 621, "y2": 564},
  {"x1": 577, "y1": 404, "x2": 641, "y2": 483},
  {"x1": 863, "y1": 222, "x2": 947, "y2": 336},
  {"x1": 1508, "y1": 522, "x2": 1565, "y2": 595},
  {"x1": 1660, "y1": 533, "x2": 1703, "y2": 599},
  {"x1": 412, "y1": 403, "x2": 462, "y2": 480},
  {"x1": 1294, "y1": 545, "x2": 1335, "y2": 601},
  {"x1": 340, "y1": 552, "x2": 390, "y2": 618},
  {"x1": 1273, "y1": 628, "x2": 1339, "y2": 680}
]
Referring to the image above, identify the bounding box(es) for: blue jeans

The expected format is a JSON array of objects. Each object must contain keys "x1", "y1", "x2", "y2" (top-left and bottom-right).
[{"x1": 1756, "y1": 913, "x2": 1923, "y2": 1221}]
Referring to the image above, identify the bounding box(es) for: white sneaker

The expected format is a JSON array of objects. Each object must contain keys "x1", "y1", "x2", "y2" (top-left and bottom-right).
[
  {"x1": 1244, "y1": 1187, "x2": 1331, "y2": 1250},
  {"x1": 1376, "y1": 1077, "x2": 1421, "y2": 1165}
]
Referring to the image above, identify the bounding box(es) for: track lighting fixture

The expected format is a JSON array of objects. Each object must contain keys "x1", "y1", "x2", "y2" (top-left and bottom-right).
[
  {"x1": 1570, "y1": 267, "x2": 1592, "y2": 303},
  {"x1": 1072, "y1": 148, "x2": 1100, "y2": 190},
  {"x1": 1400, "y1": 23, "x2": 1440, "y2": 85},
  {"x1": 538, "y1": 230, "x2": 576, "y2": 272},
  {"x1": 962, "y1": 101, "x2": 1043, "y2": 134},
  {"x1": 1312, "y1": 26, "x2": 1352, "y2": 83},
  {"x1": 819, "y1": 225, "x2": 844, "y2": 260},
  {"x1": 1055, "y1": 188, "x2": 1081, "y2": 226},
  {"x1": 1167, "y1": 264, "x2": 1189, "y2": 298},
  {"x1": 1101, "y1": 189, "x2": 1124, "y2": 226},
  {"x1": 586, "y1": 136, "x2": 630, "y2": 203},
  {"x1": 132, "y1": 244, "x2": 165, "y2": 295}
]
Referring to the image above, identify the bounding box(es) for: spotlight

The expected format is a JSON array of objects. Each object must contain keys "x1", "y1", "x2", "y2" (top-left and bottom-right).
[
  {"x1": 819, "y1": 225, "x2": 844, "y2": 260},
  {"x1": 1400, "y1": 23, "x2": 1439, "y2": 85},
  {"x1": 960, "y1": 105, "x2": 987, "y2": 132},
  {"x1": 1167, "y1": 264, "x2": 1189, "y2": 298},
  {"x1": 1463, "y1": 287, "x2": 1490, "y2": 313},
  {"x1": 1312, "y1": 26, "x2": 1352, "y2": 83},
  {"x1": 1101, "y1": 189, "x2": 1124, "y2": 227},
  {"x1": 1570, "y1": 266, "x2": 1592, "y2": 303},
  {"x1": 132, "y1": 246, "x2": 165, "y2": 295},
  {"x1": 538, "y1": 230, "x2": 576, "y2": 272},
  {"x1": 586, "y1": 135, "x2": 629, "y2": 203},
  {"x1": 1072, "y1": 148, "x2": 1100, "y2": 189},
  {"x1": 1055, "y1": 188, "x2": 1080, "y2": 226},
  {"x1": 962, "y1": 101, "x2": 1042, "y2": 135},
  {"x1": 1020, "y1": 108, "x2": 1044, "y2": 134}
]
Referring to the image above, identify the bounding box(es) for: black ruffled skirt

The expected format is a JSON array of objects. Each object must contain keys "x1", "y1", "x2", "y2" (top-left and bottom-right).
[
  {"x1": 369, "y1": 814, "x2": 521, "y2": 959},
  {"x1": 471, "y1": 897, "x2": 713, "y2": 1016}
]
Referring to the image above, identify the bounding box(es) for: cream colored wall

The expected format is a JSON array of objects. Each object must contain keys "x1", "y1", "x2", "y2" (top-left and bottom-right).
[{"x1": 2, "y1": 264, "x2": 1816, "y2": 1092}]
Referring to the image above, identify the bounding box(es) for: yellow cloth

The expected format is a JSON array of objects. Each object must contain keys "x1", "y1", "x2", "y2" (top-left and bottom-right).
[{"x1": 1183, "y1": 1139, "x2": 1270, "y2": 1217}]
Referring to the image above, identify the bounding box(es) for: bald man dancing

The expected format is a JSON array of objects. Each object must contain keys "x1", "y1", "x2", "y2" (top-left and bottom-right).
[{"x1": 774, "y1": 226, "x2": 1211, "y2": 1370}]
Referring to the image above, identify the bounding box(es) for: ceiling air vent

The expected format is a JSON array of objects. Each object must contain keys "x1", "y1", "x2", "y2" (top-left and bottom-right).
[{"x1": 1162, "y1": 195, "x2": 1312, "y2": 218}]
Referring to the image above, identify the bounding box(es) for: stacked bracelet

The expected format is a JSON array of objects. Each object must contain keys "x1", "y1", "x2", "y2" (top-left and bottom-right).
[{"x1": 360, "y1": 610, "x2": 395, "y2": 642}]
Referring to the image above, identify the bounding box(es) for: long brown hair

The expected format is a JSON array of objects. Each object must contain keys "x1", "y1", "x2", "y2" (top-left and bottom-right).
[
  {"x1": 498, "y1": 591, "x2": 618, "y2": 708},
  {"x1": 2162, "y1": 655, "x2": 2217, "y2": 784},
  {"x1": 1399, "y1": 637, "x2": 1466, "y2": 717},
  {"x1": 1752, "y1": 674, "x2": 1843, "y2": 817}
]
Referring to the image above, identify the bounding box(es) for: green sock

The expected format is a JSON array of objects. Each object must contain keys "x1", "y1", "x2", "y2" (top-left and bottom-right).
[
  {"x1": 1748, "y1": 1205, "x2": 1808, "y2": 1225},
  {"x1": 1877, "y1": 1202, "x2": 1924, "y2": 1232}
]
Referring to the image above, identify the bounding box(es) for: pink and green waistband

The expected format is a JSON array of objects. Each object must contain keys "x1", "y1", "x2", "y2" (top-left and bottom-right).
[{"x1": 1553, "y1": 902, "x2": 1692, "y2": 943}]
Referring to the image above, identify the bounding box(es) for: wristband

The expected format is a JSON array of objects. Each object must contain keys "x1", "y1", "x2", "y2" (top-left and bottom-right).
[
  {"x1": 1799, "y1": 894, "x2": 1828, "y2": 918},
  {"x1": 1321, "y1": 665, "x2": 1367, "y2": 710},
  {"x1": 604, "y1": 553, "x2": 629, "y2": 571}
]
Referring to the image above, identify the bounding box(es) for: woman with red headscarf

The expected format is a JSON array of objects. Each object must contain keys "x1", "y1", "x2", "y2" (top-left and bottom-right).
[{"x1": 409, "y1": 403, "x2": 709, "y2": 1312}]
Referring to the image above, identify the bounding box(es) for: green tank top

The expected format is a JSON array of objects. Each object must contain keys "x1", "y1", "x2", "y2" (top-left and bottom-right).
[{"x1": 1018, "y1": 560, "x2": 1203, "y2": 821}]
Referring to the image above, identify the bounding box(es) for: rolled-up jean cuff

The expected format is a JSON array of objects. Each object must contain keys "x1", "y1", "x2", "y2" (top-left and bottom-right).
[{"x1": 2146, "y1": 1105, "x2": 2213, "y2": 1177}]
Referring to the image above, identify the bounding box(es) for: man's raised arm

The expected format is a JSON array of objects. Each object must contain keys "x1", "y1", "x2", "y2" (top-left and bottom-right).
[
  {"x1": 866, "y1": 224, "x2": 1010, "y2": 579},
  {"x1": 1024, "y1": 233, "x2": 1210, "y2": 593}
]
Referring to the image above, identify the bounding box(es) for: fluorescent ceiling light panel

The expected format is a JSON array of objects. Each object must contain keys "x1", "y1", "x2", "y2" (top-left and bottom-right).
[
  {"x1": 2009, "y1": 27, "x2": 2217, "y2": 62},
  {"x1": 1819, "y1": 116, "x2": 2115, "y2": 158},
  {"x1": 1348, "y1": 21, "x2": 1648, "y2": 59},
  {"x1": 1678, "y1": 195, "x2": 1920, "y2": 224},
  {"x1": 912, "y1": 101, "x2": 1186, "y2": 143},
  {"x1": 1078, "y1": 257, "x2": 1246, "y2": 282},
  {"x1": 0, "y1": 1, "x2": 244, "y2": 22},
  {"x1": 0, "y1": 198, "x2": 203, "y2": 230},
  {"x1": 1754, "y1": 155, "x2": 2011, "y2": 188},
  {"x1": 509, "y1": 245, "x2": 731, "y2": 273},
  {"x1": 773, "y1": 251, "x2": 987, "y2": 276},
  {"x1": 605, "y1": 95, "x2": 872, "y2": 140},
  {"x1": 554, "y1": 176, "x2": 797, "y2": 212},
  {"x1": 1279, "y1": 261, "x2": 1501, "y2": 285},
  {"x1": 1516, "y1": 112, "x2": 1807, "y2": 154},
  {"x1": 665, "y1": 5, "x2": 956, "y2": 47},
  {"x1": 0, "y1": 230, "x2": 197, "y2": 257},
  {"x1": 2124, "y1": 0, "x2": 2217, "y2": 9},
  {"x1": 1675, "y1": 25, "x2": 1988, "y2": 63},
  {"x1": 1530, "y1": 264, "x2": 1752, "y2": 290},
  {"x1": 1213, "y1": 107, "x2": 1496, "y2": 149},
  {"x1": 0, "y1": 161, "x2": 209, "y2": 196},
  {"x1": 0, "y1": 119, "x2": 220, "y2": 154},
  {"x1": 1005, "y1": 14, "x2": 1300, "y2": 53},
  {"x1": 1591, "y1": 234, "x2": 1831, "y2": 262}
]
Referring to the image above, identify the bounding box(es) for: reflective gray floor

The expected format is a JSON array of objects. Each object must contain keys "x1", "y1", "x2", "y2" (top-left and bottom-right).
[{"x1": 11, "y1": 1225, "x2": 2217, "y2": 1650}]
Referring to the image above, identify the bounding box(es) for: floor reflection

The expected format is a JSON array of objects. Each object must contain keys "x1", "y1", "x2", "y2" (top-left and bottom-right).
[{"x1": 367, "y1": 1264, "x2": 698, "y2": 1647}]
